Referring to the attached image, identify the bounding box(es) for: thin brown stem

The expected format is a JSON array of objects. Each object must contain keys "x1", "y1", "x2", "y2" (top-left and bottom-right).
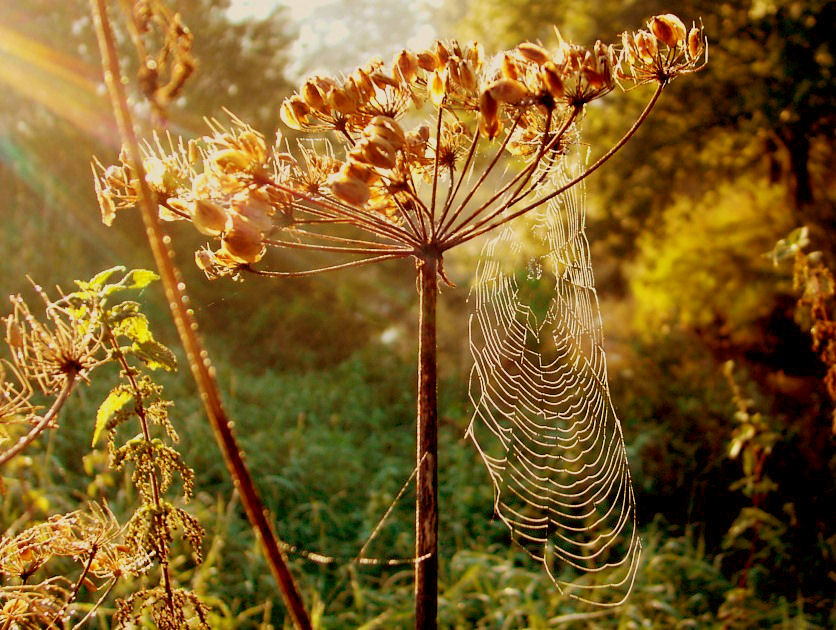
[
  {"x1": 71, "y1": 577, "x2": 118, "y2": 629},
  {"x1": 89, "y1": 2, "x2": 313, "y2": 628},
  {"x1": 51, "y1": 542, "x2": 98, "y2": 628},
  {"x1": 443, "y1": 83, "x2": 664, "y2": 251},
  {"x1": 437, "y1": 111, "x2": 523, "y2": 240},
  {"x1": 435, "y1": 125, "x2": 480, "y2": 232},
  {"x1": 0, "y1": 373, "x2": 76, "y2": 467},
  {"x1": 429, "y1": 103, "x2": 444, "y2": 227},
  {"x1": 263, "y1": 237, "x2": 408, "y2": 256},
  {"x1": 244, "y1": 252, "x2": 408, "y2": 277}
]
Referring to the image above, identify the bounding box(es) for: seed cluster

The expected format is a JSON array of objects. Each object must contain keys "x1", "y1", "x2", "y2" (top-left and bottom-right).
[{"x1": 93, "y1": 14, "x2": 706, "y2": 281}]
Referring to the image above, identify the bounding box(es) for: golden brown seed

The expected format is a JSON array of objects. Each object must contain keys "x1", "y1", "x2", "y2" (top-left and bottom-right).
[
  {"x1": 353, "y1": 68, "x2": 376, "y2": 99},
  {"x1": 517, "y1": 42, "x2": 551, "y2": 65},
  {"x1": 687, "y1": 26, "x2": 704, "y2": 59},
  {"x1": 330, "y1": 174, "x2": 371, "y2": 206},
  {"x1": 459, "y1": 59, "x2": 478, "y2": 92},
  {"x1": 434, "y1": 40, "x2": 450, "y2": 65},
  {"x1": 344, "y1": 161, "x2": 378, "y2": 185},
  {"x1": 302, "y1": 80, "x2": 326, "y2": 110},
  {"x1": 487, "y1": 78, "x2": 528, "y2": 104},
  {"x1": 368, "y1": 115, "x2": 405, "y2": 149},
  {"x1": 541, "y1": 62, "x2": 565, "y2": 99},
  {"x1": 233, "y1": 195, "x2": 274, "y2": 233},
  {"x1": 360, "y1": 137, "x2": 397, "y2": 170},
  {"x1": 636, "y1": 31, "x2": 658, "y2": 63},
  {"x1": 328, "y1": 87, "x2": 358, "y2": 114},
  {"x1": 464, "y1": 41, "x2": 483, "y2": 70},
  {"x1": 650, "y1": 14, "x2": 686, "y2": 48},
  {"x1": 479, "y1": 90, "x2": 500, "y2": 139},
  {"x1": 5, "y1": 317, "x2": 22, "y2": 348},
  {"x1": 192, "y1": 199, "x2": 227, "y2": 235},
  {"x1": 417, "y1": 51, "x2": 439, "y2": 72},
  {"x1": 430, "y1": 69, "x2": 446, "y2": 105},
  {"x1": 501, "y1": 53, "x2": 519, "y2": 80},
  {"x1": 394, "y1": 49, "x2": 419, "y2": 83},
  {"x1": 222, "y1": 215, "x2": 265, "y2": 264}
]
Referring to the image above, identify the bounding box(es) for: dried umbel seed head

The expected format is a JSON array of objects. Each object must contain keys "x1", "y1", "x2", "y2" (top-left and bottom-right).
[
  {"x1": 650, "y1": 14, "x2": 687, "y2": 48},
  {"x1": 192, "y1": 199, "x2": 227, "y2": 235},
  {"x1": 221, "y1": 214, "x2": 265, "y2": 263},
  {"x1": 517, "y1": 42, "x2": 551, "y2": 66}
]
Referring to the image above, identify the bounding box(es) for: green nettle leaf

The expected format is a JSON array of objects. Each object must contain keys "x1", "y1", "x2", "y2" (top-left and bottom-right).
[
  {"x1": 132, "y1": 339, "x2": 177, "y2": 371},
  {"x1": 88, "y1": 265, "x2": 127, "y2": 288},
  {"x1": 94, "y1": 387, "x2": 134, "y2": 446},
  {"x1": 125, "y1": 269, "x2": 159, "y2": 289},
  {"x1": 114, "y1": 313, "x2": 153, "y2": 344}
]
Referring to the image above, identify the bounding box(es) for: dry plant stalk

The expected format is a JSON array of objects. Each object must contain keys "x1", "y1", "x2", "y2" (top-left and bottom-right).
[
  {"x1": 92, "y1": 5, "x2": 706, "y2": 626},
  {"x1": 1, "y1": 268, "x2": 206, "y2": 628}
]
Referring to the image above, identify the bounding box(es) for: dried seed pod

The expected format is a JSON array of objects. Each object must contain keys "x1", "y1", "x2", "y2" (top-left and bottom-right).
[
  {"x1": 280, "y1": 97, "x2": 307, "y2": 130},
  {"x1": 330, "y1": 174, "x2": 371, "y2": 206},
  {"x1": 192, "y1": 199, "x2": 227, "y2": 235},
  {"x1": 650, "y1": 14, "x2": 686, "y2": 48},
  {"x1": 434, "y1": 40, "x2": 451, "y2": 65},
  {"x1": 417, "y1": 50, "x2": 439, "y2": 72},
  {"x1": 222, "y1": 214, "x2": 265, "y2": 264},
  {"x1": 517, "y1": 42, "x2": 551, "y2": 66},
  {"x1": 371, "y1": 72, "x2": 399, "y2": 90},
  {"x1": 195, "y1": 248, "x2": 214, "y2": 271},
  {"x1": 394, "y1": 49, "x2": 419, "y2": 84},
  {"x1": 687, "y1": 26, "x2": 704, "y2": 59},
  {"x1": 301, "y1": 80, "x2": 326, "y2": 111},
  {"x1": 541, "y1": 62, "x2": 565, "y2": 99},
  {"x1": 487, "y1": 78, "x2": 528, "y2": 104},
  {"x1": 352, "y1": 68, "x2": 376, "y2": 99},
  {"x1": 343, "y1": 160, "x2": 378, "y2": 185},
  {"x1": 446, "y1": 58, "x2": 462, "y2": 88},
  {"x1": 368, "y1": 115, "x2": 405, "y2": 149},
  {"x1": 359, "y1": 137, "x2": 397, "y2": 170},
  {"x1": 479, "y1": 89, "x2": 501, "y2": 139},
  {"x1": 210, "y1": 148, "x2": 250, "y2": 173},
  {"x1": 232, "y1": 194, "x2": 274, "y2": 233},
  {"x1": 501, "y1": 53, "x2": 519, "y2": 80},
  {"x1": 430, "y1": 69, "x2": 446, "y2": 105},
  {"x1": 459, "y1": 59, "x2": 478, "y2": 92},
  {"x1": 635, "y1": 31, "x2": 658, "y2": 63},
  {"x1": 327, "y1": 87, "x2": 358, "y2": 114},
  {"x1": 464, "y1": 41, "x2": 483, "y2": 70},
  {"x1": 5, "y1": 316, "x2": 22, "y2": 348}
]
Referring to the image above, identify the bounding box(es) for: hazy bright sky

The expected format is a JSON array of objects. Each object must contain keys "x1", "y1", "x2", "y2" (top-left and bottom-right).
[{"x1": 226, "y1": 0, "x2": 440, "y2": 78}]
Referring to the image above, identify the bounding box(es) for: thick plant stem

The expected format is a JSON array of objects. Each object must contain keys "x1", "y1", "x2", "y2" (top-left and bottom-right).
[
  {"x1": 415, "y1": 254, "x2": 439, "y2": 629},
  {"x1": 88, "y1": 2, "x2": 312, "y2": 628}
]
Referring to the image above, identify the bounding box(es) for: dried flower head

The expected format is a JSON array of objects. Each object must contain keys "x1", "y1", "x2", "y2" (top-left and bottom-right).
[{"x1": 620, "y1": 15, "x2": 708, "y2": 85}]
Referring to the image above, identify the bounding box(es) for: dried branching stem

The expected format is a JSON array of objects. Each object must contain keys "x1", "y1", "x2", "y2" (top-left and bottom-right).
[{"x1": 88, "y1": 1, "x2": 312, "y2": 628}]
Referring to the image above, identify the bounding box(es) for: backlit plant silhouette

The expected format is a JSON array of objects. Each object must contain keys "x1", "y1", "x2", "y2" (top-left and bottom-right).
[
  {"x1": 91, "y1": 2, "x2": 706, "y2": 626},
  {"x1": 0, "y1": 268, "x2": 207, "y2": 628}
]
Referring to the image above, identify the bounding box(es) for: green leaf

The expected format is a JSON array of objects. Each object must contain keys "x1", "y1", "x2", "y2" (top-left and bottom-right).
[
  {"x1": 94, "y1": 387, "x2": 133, "y2": 446},
  {"x1": 132, "y1": 339, "x2": 177, "y2": 371},
  {"x1": 126, "y1": 269, "x2": 159, "y2": 290},
  {"x1": 89, "y1": 266, "x2": 127, "y2": 288},
  {"x1": 113, "y1": 313, "x2": 153, "y2": 344}
]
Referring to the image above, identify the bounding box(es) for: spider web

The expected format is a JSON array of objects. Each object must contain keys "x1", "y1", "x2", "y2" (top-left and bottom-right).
[{"x1": 467, "y1": 149, "x2": 642, "y2": 606}]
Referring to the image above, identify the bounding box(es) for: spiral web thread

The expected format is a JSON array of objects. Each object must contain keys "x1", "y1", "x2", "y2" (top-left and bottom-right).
[{"x1": 467, "y1": 151, "x2": 641, "y2": 606}]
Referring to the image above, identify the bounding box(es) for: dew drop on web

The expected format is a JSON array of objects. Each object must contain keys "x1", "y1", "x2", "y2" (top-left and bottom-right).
[{"x1": 526, "y1": 257, "x2": 542, "y2": 281}]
